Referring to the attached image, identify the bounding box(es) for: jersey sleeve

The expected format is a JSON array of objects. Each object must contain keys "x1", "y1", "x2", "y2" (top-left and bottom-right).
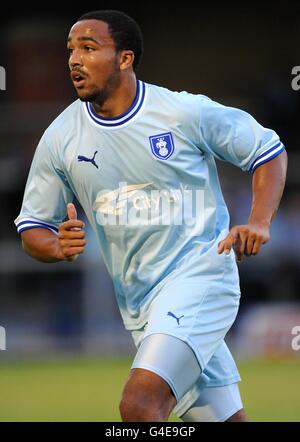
[
  {"x1": 197, "y1": 97, "x2": 285, "y2": 172},
  {"x1": 14, "y1": 133, "x2": 74, "y2": 234}
]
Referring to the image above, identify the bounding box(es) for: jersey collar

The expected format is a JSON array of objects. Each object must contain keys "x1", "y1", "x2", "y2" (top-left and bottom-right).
[{"x1": 83, "y1": 80, "x2": 147, "y2": 129}]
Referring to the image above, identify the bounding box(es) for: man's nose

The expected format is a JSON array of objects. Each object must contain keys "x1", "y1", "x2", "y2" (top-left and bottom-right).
[{"x1": 69, "y1": 49, "x2": 83, "y2": 68}]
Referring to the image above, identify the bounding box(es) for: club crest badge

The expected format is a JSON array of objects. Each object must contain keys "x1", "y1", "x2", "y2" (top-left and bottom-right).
[{"x1": 149, "y1": 132, "x2": 175, "y2": 160}]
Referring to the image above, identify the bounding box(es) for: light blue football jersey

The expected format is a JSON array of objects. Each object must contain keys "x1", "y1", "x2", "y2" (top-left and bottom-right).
[{"x1": 15, "y1": 80, "x2": 285, "y2": 329}]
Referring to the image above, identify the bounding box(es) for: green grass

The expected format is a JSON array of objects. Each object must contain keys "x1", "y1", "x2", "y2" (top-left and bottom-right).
[
  {"x1": 0, "y1": 357, "x2": 299, "y2": 421},
  {"x1": 238, "y1": 358, "x2": 300, "y2": 422}
]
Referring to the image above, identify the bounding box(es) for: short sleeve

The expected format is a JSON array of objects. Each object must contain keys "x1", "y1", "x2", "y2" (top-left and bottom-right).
[
  {"x1": 14, "y1": 133, "x2": 74, "y2": 234},
  {"x1": 197, "y1": 97, "x2": 285, "y2": 172}
]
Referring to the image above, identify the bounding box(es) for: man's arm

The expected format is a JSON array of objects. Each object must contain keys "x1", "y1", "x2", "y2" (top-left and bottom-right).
[
  {"x1": 21, "y1": 203, "x2": 86, "y2": 263},
  {"x1": 217, "y1": 150, "x2": 288, "y2": 261}
]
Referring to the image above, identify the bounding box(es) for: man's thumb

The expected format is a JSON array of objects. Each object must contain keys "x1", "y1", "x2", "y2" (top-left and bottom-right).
[{"x1": 67, "y1": 203, "x2": 77, "y2": 220}]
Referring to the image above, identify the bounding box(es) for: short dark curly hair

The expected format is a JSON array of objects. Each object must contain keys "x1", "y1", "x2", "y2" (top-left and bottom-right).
[{"x1": 77, "y1": 10, "x2": 143, "y2": 72}]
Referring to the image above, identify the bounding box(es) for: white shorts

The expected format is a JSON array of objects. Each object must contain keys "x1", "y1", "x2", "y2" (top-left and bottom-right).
[
  {"x1": 181, "y1": 383, "x2": 243, "y2": 422},
  {"x1": 131, "y1": 279, "x2": 241, "y2": 417},
  {"x1": 131, "y1": 333, "x2": 243, "y2": 420}
]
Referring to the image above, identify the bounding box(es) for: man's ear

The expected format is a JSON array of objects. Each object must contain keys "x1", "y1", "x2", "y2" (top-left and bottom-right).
[{"x1": 119, "y1": 50, "x2": 134, "y2": 71}]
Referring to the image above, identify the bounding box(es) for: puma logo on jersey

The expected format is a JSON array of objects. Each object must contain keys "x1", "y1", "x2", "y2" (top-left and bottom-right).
[
  {"x1": 77, "y1": 150, "x2": 99, "y2": 169},
  {"x1": 167, "y1": 311, "x2": 184, "y2": 326}
]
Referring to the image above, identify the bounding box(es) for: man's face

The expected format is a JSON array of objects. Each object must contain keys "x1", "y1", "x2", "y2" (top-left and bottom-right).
[{"x1": 67, "y1": 19, "x2": 121, "y2": 103}]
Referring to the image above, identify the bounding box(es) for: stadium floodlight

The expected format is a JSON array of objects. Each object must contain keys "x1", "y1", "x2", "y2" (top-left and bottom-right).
[
  {"x1": 0, "y1": 326, "x2": 6, "y2": 351},
  {"x1": 0, "y1": 66, "x2": 6, "y2": 91}
]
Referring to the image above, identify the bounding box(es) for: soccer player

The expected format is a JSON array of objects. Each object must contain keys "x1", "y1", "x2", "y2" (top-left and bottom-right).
[{"x1": 15, "y1": 10, "x2": 287, "y2": 422}]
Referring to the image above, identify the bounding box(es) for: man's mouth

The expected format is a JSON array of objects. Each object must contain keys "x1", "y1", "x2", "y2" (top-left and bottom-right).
[{"x1": 71, "y1": 71, "x2": 87, "y2": 88}]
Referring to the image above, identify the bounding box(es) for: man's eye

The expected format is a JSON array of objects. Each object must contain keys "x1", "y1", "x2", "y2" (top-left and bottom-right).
[
  {"x1": 85, "y1": 46, "x2": 95, "y2": 52},
  {"x1": 67, "y1": 48, "x2": 73, "y2": 55}
]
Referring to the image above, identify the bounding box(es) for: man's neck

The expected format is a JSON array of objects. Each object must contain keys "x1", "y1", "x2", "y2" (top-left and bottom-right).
[{"x1": 91, "y1": 74, "x2": 137, "y2": 118}]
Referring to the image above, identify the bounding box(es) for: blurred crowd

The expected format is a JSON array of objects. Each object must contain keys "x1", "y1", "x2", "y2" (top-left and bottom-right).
[{"x1": 0, "y1": 6, "x2": 299, "y2": 356}]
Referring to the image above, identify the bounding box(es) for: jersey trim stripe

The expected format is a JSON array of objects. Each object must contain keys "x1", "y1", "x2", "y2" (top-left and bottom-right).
[
  {"x1": 250, "y1": 141, "x2": 285, "y2": 173},
  {"x1": 83, "y1": 80, "x2": 147, "y2": 129},
  {"x1": 15, "y1": 218, "x2": 59, "y2": 234},
  {"x1": 17, "y1": 225, "x2": 58, "y2": 235}
]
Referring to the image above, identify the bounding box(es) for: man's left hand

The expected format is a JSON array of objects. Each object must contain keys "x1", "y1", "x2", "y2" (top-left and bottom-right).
[{"x1": 217, "y1": 223, "x2": 270, "y2": 262}]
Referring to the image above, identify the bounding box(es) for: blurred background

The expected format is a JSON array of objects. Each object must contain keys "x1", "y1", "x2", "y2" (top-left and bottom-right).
[{"x1": 0, "y1": 0, "x2": 300, "y2": 421}]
